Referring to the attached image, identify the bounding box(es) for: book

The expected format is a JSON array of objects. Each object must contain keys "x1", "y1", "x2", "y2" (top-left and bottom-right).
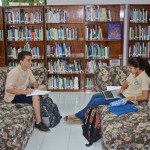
[
  {"x1": 108, "y1": 22, "x2": 122, "y2": 40},
  {"x1": 26, "y1": 90, "x2": 51, "y2": 97}
]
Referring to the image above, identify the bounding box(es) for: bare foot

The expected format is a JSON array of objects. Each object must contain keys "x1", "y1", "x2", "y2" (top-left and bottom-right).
[
  {"x1": 63, "y1": 115, "x2": 78, "y2": 121},
  {"x1": 63, "y1": 115, "x2": 83, "y2": 124}
]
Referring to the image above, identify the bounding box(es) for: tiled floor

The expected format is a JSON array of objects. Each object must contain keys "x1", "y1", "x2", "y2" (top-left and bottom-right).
[{"x1": 25, "y1": 92, "x2": 103, "y2": 150}]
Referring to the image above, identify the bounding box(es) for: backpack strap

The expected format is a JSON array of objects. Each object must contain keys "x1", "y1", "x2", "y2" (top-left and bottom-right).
[{"x1": 87, "y1": 108, "x2": 96, "y2": 142}]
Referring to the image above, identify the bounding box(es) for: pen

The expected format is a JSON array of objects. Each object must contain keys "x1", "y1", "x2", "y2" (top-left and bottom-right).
[{"x1": 26, "y1": 86, "x2": 30, "y2": 89}]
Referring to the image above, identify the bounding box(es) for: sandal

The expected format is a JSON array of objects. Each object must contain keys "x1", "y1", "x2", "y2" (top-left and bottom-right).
[
  {"x1": 70, "y1": 119, "x2": 83, "y2": 124},
  {"x1": 63, "y1": 116, "x2": 69, "y2": 121},
  {"x1": 63, "y1": 115, "x2": 76, "y2": 121},
  {"x1": 63, "y1": 116, "x2": 83, "y2": 124}
]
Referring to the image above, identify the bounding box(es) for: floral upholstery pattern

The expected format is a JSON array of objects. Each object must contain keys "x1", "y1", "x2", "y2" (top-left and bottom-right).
[
  {"x1": 94, "y1": 66, "x2": 130, "y2": 92},
  {"x1": 32, "y1": 67, "x2": 48, "y2": 87},
  {"x1": 0, "y1": 66, "x2": 48, "y2": 150},
  {"x1": 0, "y1": 67, "x2": 9, "y2": 101},
  {"x1": 0, "y1": 102, "x2": 34, "y2": 150},
  {"x1": 94, "y1": 66, "x2": 150, "y2": 149},
  {"x1": 98, "y1": 104, "x2": 150, "y2": 150}
]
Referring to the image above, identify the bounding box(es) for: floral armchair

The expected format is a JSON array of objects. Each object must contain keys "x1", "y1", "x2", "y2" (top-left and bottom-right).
[
  {"x1": 94, "y1": 66, "x2": 150, "y2": 150},
  {"x1": 0, "y1": 67, "x2": 47, "y2": 150}
]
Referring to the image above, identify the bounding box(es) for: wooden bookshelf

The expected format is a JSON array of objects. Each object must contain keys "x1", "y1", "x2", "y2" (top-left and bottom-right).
[
  {"x1": 0, "y1": 7, "x2": 6, "y2": 67},
  {"x1": 45, "y1": 5, "x2": 85, "y2": 91},
  {"x1": 4, "y1": 6, "x2": 45, "y2": 67},
  {"x1": 128, "y1": 5, "x2": 150, "y2": 60},
  {"x1": 1, "y1": 5, "x2": 125, "y2": 92},
  {"x1": 84, "y1": 5, "x2": 124, "y2": 91}
]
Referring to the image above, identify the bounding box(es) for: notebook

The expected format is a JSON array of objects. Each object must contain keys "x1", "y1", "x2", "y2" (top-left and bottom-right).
[
  {"x1": 108, "y1": 104, "x2": 139, "y2": 115},
  {"x1": 102, "y1": 90, "x2": 125, "y2": 100}
]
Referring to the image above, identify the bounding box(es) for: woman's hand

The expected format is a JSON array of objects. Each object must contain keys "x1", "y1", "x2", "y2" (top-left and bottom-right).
[{"x1": 117, "y1": 88, "x2": 123, "y2": 94}]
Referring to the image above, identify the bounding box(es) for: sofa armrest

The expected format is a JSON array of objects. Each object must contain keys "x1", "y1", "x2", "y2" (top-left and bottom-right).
[
  {"x1": 94, "y1": 66, "x2": 130, "y2": 92},
  {"x1": 32, "y1": 67, "x2": 48, "y2": 87}
]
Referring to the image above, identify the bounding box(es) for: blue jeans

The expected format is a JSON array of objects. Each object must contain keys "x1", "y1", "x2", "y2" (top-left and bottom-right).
[{"x1": 75, "y1": 93, "x2": 120, "y2": 120}]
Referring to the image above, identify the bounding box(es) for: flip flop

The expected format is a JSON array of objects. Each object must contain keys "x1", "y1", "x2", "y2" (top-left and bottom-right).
[
  {"x1": 70, "y1": 119, "x2": 83, "y2": 124},
  {"x1": 63, "y1": 115, "x2": 76, "y2": 121},
  {"x1": 63, "y1": 116, "x2": 83, "y2": 124},
  {"x1": 63, "y1": 116, "x2": 69, "y2": 121}
]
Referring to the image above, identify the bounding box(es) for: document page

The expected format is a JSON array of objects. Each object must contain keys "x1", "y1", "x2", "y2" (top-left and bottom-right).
[
  {"x1": 26, "y1": 90, "x2": 51, "y2": 97},
  {"x1": 106, "y1": 86, "x2": 121, "y2": 91}
]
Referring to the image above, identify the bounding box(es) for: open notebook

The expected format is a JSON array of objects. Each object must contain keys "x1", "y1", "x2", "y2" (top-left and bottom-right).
[{"x1": 26, "y1": 90, "x2": 51, "y2": 97}]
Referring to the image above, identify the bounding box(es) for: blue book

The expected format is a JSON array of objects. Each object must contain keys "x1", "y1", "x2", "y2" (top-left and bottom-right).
[
  {"x1": 108, "y1": 22, "x2": 122, "y2": 40},
  {"x1": 108, "y1": 104, "x2": 138, "y2": 116}
]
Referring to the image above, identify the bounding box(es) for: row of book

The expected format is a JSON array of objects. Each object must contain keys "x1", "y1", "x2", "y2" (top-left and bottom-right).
[
  {"x1": 47, "y1": 60, "x2": 83, "y2": 74},
  {"x1": 8, "y1": 46, "x2": 41, "y2": 59},
  {"x1": 130, "y1": 8, "x2": 149, "y2": 23},
  {"x1": 8, "y1": 61, "x2": 44, "y2": 67},
  {"x1": 129, "y1": 42, "x2": 150, "y2": 58},
  {"x1": 5, "y1": 9, "x2": 43, "y2": 24},
  {"x1": 48, "y1": 76, "x2": 79, "y2": 90},
  {"x1": 0, "y1": 30, "x2": 3, "y2": 40},
  {"x1": 129, "y1": 26, "x2": 150, "y2": 40},
  {"x1": 86, "y1": 6, "x2": 112, "y2": 22},
  {"x1": 46, "y1": 27, "x2": 78, "y2": 40},
  {"x1": 46, "y1": 44, "x2": 71, "y2": 57},
  {"x1": 85, "y1": 60, "x2": 107, "y2": 73},
  {"x1": 45, "y1": 8, "x2": 68, "y2": 23},
  {"x1": 7, "y1": 27, "x2": 43, "y2": 41},
  {"x1": 86, "y1": 77, "x2": 94, "y2": 89},
  {"x1": 85, "y1": 25, "x2": 103, "y2": 40},
  {"x1": 86, "y1": 43, "x2": 109, "y2": 58}
]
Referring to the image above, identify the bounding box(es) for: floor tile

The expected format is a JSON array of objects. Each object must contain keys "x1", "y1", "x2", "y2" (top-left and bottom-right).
[{"x1": 25, "y1": 92, "x2": 102, "y2": 150}]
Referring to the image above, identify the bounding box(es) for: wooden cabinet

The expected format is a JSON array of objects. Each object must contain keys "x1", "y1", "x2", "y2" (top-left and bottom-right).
[
  {"x1": 84, "y1": 5, "x2": 124, "y2": 91},
  {"x1": 45, "y1": 5, "x2": 85, "y2": 91},
  {"x1": 4, "y1": 6, "x2": 45, "y2": 67},
  {"x1": 0, "y1": 7, "x2": 6, "y2": 67},
  {"x1": 128, "y1": 5, "x2": 150, "y2": 60}
]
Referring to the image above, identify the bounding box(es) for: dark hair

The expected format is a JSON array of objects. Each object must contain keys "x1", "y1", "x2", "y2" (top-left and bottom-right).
[
  {"x1": 18, "y1": 51, "x2": 32, "y2": 63},
  {"x1": 128, "y1": 57, "x2": 150, "y2": 77}
]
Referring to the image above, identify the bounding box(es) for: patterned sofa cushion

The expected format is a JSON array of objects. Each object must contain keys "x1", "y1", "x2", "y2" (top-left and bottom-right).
[
  {"x1": 0, "y1": 67, "x2": 9, "y2": 101},
  {"x1": 94, "y1": 66, "x2": 130, "y2": 92},
  {"x1": 98, "y1": 104, "x2": 150, "y2": 150},
  {"x1": 0, "y1": 101, "x2": 35, "y2": 150},
  {"x1": 0, "y1": 66, "x2": 47, "y2": 101}
]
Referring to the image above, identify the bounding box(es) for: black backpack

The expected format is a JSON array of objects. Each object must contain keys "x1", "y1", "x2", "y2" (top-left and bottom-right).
[
  {"x1": 41, "y1": 97, "x2": 62, "y2": 128},
  {"x1": 82, "y1": 106, "x2": 101, "y2": 146}
]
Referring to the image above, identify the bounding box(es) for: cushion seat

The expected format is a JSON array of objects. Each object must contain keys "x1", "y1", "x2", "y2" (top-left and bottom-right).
[
  {"x1": 0, "y1": 102, "x2": 35, "y2": 150},
  {"x1": 98, "y1": 104, "x2": 150, "y2": 149}
]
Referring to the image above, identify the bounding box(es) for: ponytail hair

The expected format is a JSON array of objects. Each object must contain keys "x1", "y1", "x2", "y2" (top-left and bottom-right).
[{"x1": 128, "y1": 57, "x2": 150, "y2": 77}]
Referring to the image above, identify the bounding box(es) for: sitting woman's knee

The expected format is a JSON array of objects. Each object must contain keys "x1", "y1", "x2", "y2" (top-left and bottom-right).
[
  {"x1": 38, "y1": 84, "x2": 47, "y2": 90},
  {"x1": 90, "y1": 98, "x2": 101, "y2": 107}
]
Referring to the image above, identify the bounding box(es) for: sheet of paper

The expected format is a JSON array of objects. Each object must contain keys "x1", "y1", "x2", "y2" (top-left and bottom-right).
[
  {"x1": 26, "y1": 90, "x2": 51, "y2": 97},
  {"x1": 106, "y1": 86, "x2": 121, "y2": 91}
]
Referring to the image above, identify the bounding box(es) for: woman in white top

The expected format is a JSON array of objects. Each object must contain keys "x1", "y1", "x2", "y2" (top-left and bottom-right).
[{"x1": 64, "y1": 57, "x2": 150, "y2": 123}]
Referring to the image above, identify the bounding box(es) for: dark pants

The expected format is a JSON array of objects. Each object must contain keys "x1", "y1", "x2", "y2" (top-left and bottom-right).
[{"x1": 12, "y1": 95, "x2": 33, "y2": 105}]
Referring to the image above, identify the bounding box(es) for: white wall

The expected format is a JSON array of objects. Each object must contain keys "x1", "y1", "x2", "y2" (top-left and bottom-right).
[{"x1": 46, "y1": 0, "x2": 150, "y2": 5}]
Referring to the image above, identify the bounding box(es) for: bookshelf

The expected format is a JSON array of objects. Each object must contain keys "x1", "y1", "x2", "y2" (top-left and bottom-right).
[
  {"x1": 45, "y1": 5, "x2": 85, "y2": 91},
  {"x1": 1, "y1": 4, "x2": 125, "y2": 92},
  {"x1": 84, "y1": 5, "x2": 124, "y2": 91},
  {"x1": 0, "y1": 7, "x2": 6, "y2": 67},
  {"x1": 128, "y1": 5, "x2": 150, "y2": 60},
  {"x1": 4, "y1": 6, "x2": 45, "y2": 67}
]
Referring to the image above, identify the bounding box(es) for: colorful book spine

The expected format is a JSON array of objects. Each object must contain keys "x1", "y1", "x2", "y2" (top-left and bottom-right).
[{"x1": 48, "y1": 76, "x2": 79, "y2": 90}]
